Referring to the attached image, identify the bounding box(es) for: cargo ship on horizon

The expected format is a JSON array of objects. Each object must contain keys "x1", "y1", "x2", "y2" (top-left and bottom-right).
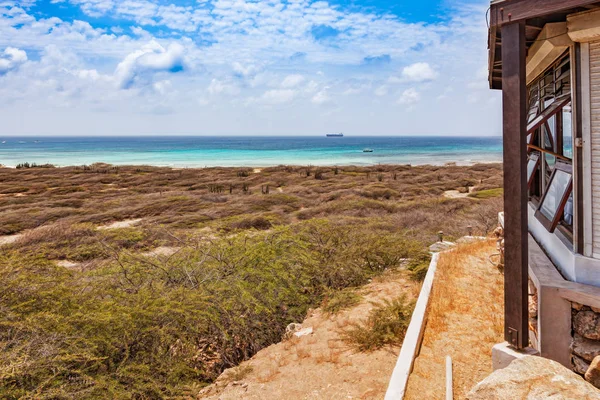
[{"x1": 326, "y1": 133, "x2": 344, "y2": 137}]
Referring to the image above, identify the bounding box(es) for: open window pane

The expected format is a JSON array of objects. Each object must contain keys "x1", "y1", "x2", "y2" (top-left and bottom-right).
[
  {"x1": 564, "y1": 193, "x2": 574, "y2": 226},
  {"x1": 563, "y1": 105, "x2": 573, "y2": 158},
  {"x1": 540, "y1": 169, "x2": 571, "y2": 220},
  {"x1": 527, "y1": 153, "x2": 540, "y2": 187}
]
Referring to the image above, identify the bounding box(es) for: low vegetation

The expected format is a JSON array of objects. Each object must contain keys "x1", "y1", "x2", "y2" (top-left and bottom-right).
[
  {"x1": 0, "y1": 163, "x2": 503, "y2": 398},
  {"x1": 342, "y1": 295, "x2": 414, "y2": 352}
]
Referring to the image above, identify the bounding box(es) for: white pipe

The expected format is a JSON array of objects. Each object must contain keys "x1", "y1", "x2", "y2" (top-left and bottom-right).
[
  {"x1": 384, "y1": 253, "x2": 440, "y2": 400},
  {"x1": 446, "y1": 356, "x2": 453, "y2": 400}
]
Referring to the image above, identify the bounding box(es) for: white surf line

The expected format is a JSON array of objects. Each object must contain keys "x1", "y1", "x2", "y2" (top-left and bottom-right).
[{"x1": 384, "y1": 252, "x2": 440, "y2": 400}]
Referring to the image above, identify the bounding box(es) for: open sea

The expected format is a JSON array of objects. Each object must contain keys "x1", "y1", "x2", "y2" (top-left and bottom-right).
[{"x1": 0, "y1": 136, "x2": 503, "y2": 168}]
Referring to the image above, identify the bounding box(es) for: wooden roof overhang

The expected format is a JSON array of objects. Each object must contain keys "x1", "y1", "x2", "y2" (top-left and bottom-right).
[{"x1": 488, "y1": 0, "x2": 600, "y2": 89}]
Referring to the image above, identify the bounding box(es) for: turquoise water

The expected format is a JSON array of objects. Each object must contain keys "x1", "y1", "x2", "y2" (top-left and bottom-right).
[{"x1": 0, "y1": 136, "x2": 503, "y2": 168}]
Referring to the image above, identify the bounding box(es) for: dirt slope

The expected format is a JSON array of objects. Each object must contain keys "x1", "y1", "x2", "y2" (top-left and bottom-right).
[
  {"x1": 198, "y1": 270, "x2": 418, "y2": 400},
  {"x1": 404, "y1": 240, "x2": 504, "y2": 400}
]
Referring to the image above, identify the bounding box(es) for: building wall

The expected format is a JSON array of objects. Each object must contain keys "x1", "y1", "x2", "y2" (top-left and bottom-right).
[{"x1": 591, "y1": 41, "x2": 600, "y2": 258}]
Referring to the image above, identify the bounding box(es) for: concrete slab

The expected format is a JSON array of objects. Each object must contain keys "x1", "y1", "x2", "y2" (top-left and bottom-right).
[{"x1": 492, "y1": 342, "x2": 539, "y2": 371}]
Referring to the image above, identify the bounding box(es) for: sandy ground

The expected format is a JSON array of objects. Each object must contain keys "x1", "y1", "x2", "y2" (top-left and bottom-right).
[
  {"x1": 443, "y1": 187, "x2": 475, "y2": 199},
  {"x1": 140, "y1": 246, "x2": 180, "y2": 257},
  {"x1": 0, "y1": 234, "x2": 23, "y2": 246},
  {"x1": 198, "y1": 270, "x2": 419, "y2": 400},
  {"x1": 404, "y1": 240, "x2": 504, "y2": 400},
  {"x1": 97, "y1": 218, "x2": 143, "y2": 230},
  {"x1": 55, "y1": 260, "x2": 79, "y2": 268}
]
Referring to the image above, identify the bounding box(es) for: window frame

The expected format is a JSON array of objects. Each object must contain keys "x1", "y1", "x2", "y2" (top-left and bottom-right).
[
  {"x1": 527, "y1": 152, "x2": 540, "y2": 189},
  {"x1": 534, "y1": 161, "x2": 573, "y2": 233}
]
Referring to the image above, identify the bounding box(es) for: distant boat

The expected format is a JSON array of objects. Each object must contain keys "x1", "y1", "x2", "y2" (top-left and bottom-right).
[
  {"x1": 326, "y1": 133, "x2": 344, "y2": 137},
  {"x1": 1, "y1": 141, "x2": 5, "y2": 144},
  {"x1": 363, "y1": 148, "x2": 374, "y2": 153}
]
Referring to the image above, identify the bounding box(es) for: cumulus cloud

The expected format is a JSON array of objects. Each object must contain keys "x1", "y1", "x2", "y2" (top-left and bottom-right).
[
  {"x1": 114, "y1": 41, "x2": 185, "y2": 89},
  {"x1": 401, "y1": 62, "x2": 438, "y2": 82},
  {"x1": 0, "y1": 47, "x2": 27, "y2": 74},
  {"x1": 398, "y1": 88, "x2": 420, "y2": 105}
]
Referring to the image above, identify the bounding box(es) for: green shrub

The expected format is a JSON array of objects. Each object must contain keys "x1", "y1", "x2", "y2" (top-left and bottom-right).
[
  {"x1": 469, "y1": 188, "x2": 503, "y2": 199},
  {"x1": 342, "y1": 295, "x2": 414, "y2": 351},
  {"x1": 322, "y1": 289, "x2": 362, "y2": 314}
]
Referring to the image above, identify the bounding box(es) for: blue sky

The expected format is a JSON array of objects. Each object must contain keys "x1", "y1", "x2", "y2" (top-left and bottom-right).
[{"x1": 0, "y1": 0, "x2": 500, "y2": 135}]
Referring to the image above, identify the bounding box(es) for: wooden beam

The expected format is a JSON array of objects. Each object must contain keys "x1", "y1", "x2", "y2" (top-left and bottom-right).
[
  {"x1": 490, "y1": 0, "x2": 599, "y2": 27},
  {"x1": 527, "y1": 144, "x2": 572, "y2": 161},
  {"x1": 568, "y1": 8, "x2": 600, "y2": 42},
  {"x1": 526, "y1": 22, "x2": 572, "y2": 84},
  {"x1": 489, "y1": 25, "x2": 498, "y2": 89},
  {"x1": 573, "y1": 44, "x2": 585, "y2": 255},
  {"x1": 502, "y1": 20, "x2": 529, "y2": 349}
]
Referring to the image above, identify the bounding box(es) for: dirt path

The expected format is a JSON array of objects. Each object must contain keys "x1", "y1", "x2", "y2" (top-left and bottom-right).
[
  {"x1": 404, "y1": 240, "x2": 504, "y2": 400},
  {"x1": 199, "y1": 270, "x2": 419, "y2": 400}
]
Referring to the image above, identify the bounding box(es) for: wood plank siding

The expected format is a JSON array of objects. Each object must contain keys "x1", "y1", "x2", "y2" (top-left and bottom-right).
[{"x1": 591, "y1": 41, "x2": 600, "y2": 257}]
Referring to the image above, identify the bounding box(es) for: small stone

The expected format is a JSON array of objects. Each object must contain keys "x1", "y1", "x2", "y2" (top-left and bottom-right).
[
  {"x1": 586, "y1": 356, "x2": 600, "y2": 389},
  {"x1": 573, "y1": 354, "x2": 591, "y2": 375},
  {"x1": 529, "y1": 302, "x2": 537, "y2": 318},
  {"x1": 294, "y1": 327, "x2": 313, "y2": 338},
  {"x1": 572, "y1": 334, "x2": 600, "y2": 362},
  {"x1": 574, "y1": 311, "x2": 600, "y2": 340},
  {"x1": 242, "y1": 383, "x2": 248, "y2": 389},
  {"x1": 574, "y1": 302, "x2": 585, "y2": 311}
]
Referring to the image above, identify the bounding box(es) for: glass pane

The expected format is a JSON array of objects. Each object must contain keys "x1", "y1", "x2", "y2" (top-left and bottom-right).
[
  {"x1": 563, "y1": 106, "x2": 573, "y2": 159},
  {"x1": 540, "y1": 170, "x2": 571, "y2": 221},
  {"x1": 527, "y1": 157, "x2": 538, "y2": 182},
  {"x1": 545, "y1": 152, "x2": 556, "y2": 171},
  {"x1": 564, "y1": 193, "x2": 574, "y2": 226}
]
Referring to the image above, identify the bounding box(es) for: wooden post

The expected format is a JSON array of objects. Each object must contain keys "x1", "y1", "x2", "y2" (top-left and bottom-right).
[{"x1": 501, "y1": 21, "x2": 529, "y2": 349}]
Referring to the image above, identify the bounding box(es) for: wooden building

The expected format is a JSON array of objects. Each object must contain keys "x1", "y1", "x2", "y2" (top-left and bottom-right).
[{"x1": 488, "y1": 0, "x2": 600, "y2": 375}]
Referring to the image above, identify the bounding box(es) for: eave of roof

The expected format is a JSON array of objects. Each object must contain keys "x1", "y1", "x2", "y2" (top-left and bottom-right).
[{"x1": 487, "y1": 0, "x2": 600, "y2": 90}]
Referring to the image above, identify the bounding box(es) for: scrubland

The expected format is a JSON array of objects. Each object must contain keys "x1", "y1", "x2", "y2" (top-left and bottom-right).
[{"x1": 0, "y1": 163, "x2": 503, "y2": 399}]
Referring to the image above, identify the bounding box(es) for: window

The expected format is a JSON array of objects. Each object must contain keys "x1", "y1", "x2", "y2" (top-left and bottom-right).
[
  {"x1": 535, "y1": 162, "x2": 573, "y2": 232},
  {"x1": 527, "y1": 153, "x2": 540, "y2": 188},
  {"x1": 526, "y1": 53, "x2": 573, "y2": 235}
]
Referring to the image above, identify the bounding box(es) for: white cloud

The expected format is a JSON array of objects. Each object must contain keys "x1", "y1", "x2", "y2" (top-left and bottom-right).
[
  {"x1": 401, "y1": 62, "x2": 438, "y2": 82},
  {"x1": 0, "y1": 47, "x2": 27, "y2": 74},
  {"x1": 260, "y1": 89, "x2": 296, "y2": 105},
  {"x1": 374, "y1": 85, "x2": 388, "y2": 97},
  {"x1": 207, "y1": 78, "x2": 240, "y2": 96},
  {"x1": 312, "y1": 86, "x2": 331, "y2": 105},
  {"x1": 281, "y1": 74, "x2": 305, "y2": 88},
  {"x1": 114, "y1": 41, "x2": 185, "y2": 89},
  {"x1": 398, "y1": 88, "x2": 420, "y2": 105},
  {"x1": 0, "y1": 1, "x2": 502, "y2": 136},
  {"x1": 232, "y1": 62, "x2": 259, "y2": 77}
]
